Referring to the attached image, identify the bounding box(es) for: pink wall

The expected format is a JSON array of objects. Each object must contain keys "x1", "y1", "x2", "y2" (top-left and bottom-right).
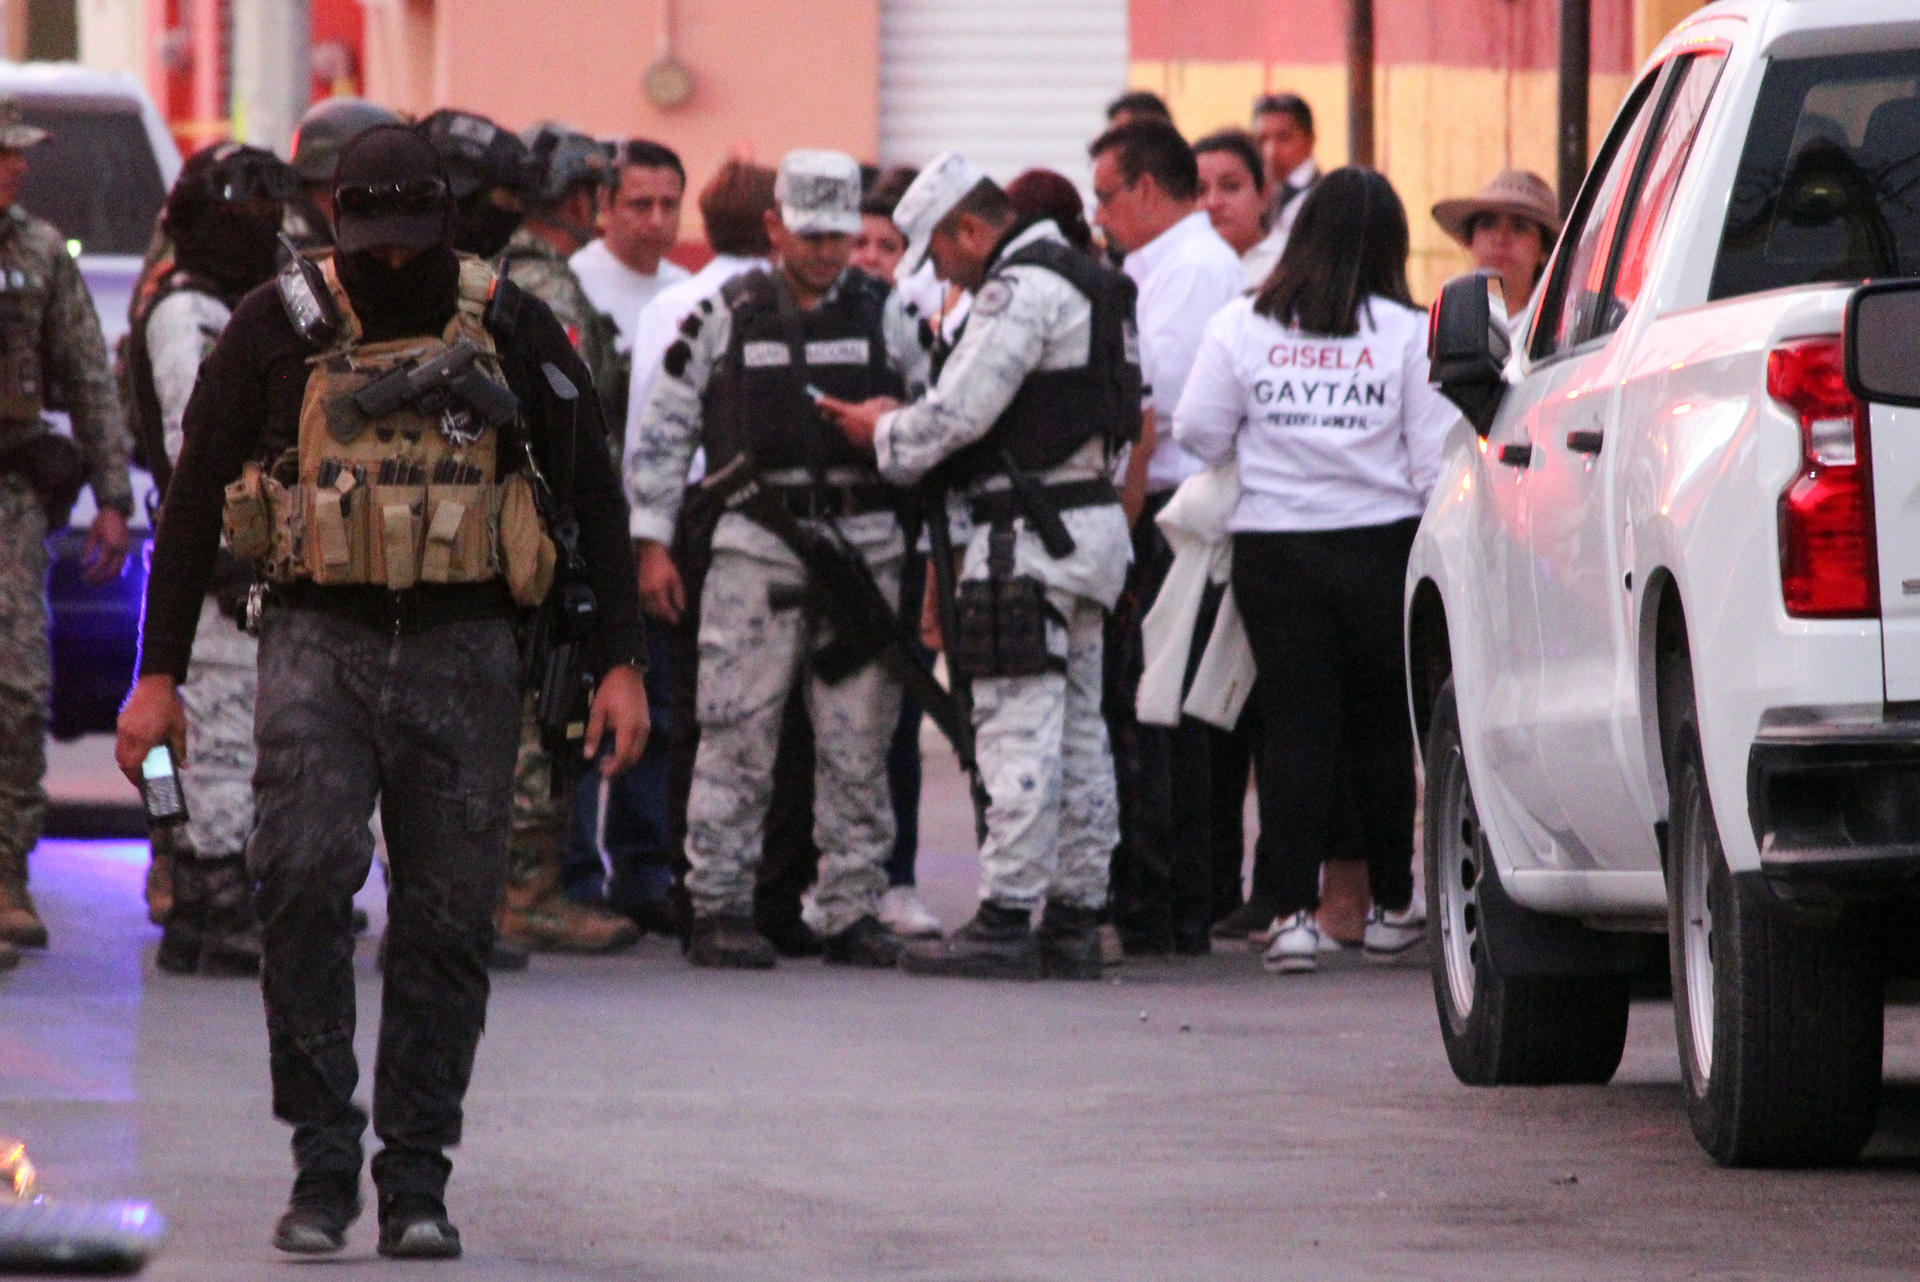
[{"x1": 365, "y1": 0, "x2": 881, "y2": 239}]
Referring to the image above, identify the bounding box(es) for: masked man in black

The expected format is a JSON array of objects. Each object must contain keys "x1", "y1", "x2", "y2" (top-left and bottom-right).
[{"x1": 117, "y1": 125, "x2": 649, "y2": 1259}]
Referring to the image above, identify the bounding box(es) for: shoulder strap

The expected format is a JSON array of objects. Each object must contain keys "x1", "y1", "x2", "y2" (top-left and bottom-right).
[{"x1": 315, "y1": 253, "x2": 363, "y2": 346}]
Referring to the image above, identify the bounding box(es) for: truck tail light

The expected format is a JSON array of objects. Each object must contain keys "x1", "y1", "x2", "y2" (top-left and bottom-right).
[{"x1": 1769, "y1": 336, "x2": 1878, "y2": 618}]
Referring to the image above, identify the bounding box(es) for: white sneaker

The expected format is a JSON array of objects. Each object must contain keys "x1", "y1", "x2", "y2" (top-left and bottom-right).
[
  {"x1": 877, "y1": 886, "x2": 942, "y2": 939},
  {"x1": 1362, "y1": 902, "x2": 1428, "y2": 958},
  {"x1": 1262, "y1": 911, "x2": 1320, "y2": 974}
]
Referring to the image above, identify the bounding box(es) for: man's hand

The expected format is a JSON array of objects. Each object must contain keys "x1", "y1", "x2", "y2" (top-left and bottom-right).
[
  {"x1": 636, "y1": 540, "x2": 685, "y2": 625},
  {"x1": 1120, "y1": 408, "x2": 1155, "y2": 530},
  {"x1": 81, "y1": 507, "x2": 130, "y2": 586},
  {"x1": 115, "y1": 674, "x2": 185, "y2": 787},
  {"x1": 583, "y1": 663, "x2": 650, "y2": 778},
  {"x1": 817, "y1": 395, "x2": 901, "y2": 451},
  {"x1": 920, "y1": 558, "x2": 944, "y2": 651}
]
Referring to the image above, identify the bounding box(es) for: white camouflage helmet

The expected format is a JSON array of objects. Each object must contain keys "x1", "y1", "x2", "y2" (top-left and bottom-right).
[
  {"x1": 891, "y1": 150, "x2": 988, "y2": 278},
  {"x1": 774, "y1": 149, "x2": 862, "y2": 237}
]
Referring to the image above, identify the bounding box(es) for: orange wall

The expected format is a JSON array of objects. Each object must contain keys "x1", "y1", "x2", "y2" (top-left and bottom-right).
[{"x1": 364, "y1": 0, "x2": 880, "y2": 217}]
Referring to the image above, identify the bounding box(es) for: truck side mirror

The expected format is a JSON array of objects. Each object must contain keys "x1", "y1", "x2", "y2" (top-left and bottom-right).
[
  {"x1": 1428, "y1": 271, "x2": 1510, "y2": 438},
  {"x1": 1846, "y1": 279, "x2": 1920, "y2": 406}
]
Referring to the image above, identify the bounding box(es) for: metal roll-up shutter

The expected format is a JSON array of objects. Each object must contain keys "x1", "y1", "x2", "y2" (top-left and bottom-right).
[{"x1": 879, "y1": 0, "x2": 1127, "y2": 185}]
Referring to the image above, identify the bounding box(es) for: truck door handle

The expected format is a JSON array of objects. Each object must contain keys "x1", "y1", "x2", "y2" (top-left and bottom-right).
[
  {"x1": 1566, "y1": 429, "x2": 1605, "y2": 455},
  {"x1": 1497, "y1": 443, "x2": 1533, "y2": 468}
]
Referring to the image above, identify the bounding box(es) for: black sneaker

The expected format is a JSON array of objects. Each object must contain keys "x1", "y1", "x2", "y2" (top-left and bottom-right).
[
  {"x1": 687, "y1": 915, "x2": 778, "y2": 969},
  {"x1": 900, "y1": 902, "x2": 1041, "y2": 980},
  {"x1": 486, "y1": 936, "x2": 531, "y2": 971},
  {"x1": 1037, "y1": 902, "x2": 1104, "y2": 980},
  {"x1": 757, "y1": 914, "x2": 823, "y2": 958},
  {"x1": 821, "y1": 915, "x2": 903, "y2": 968},
  {"x1": 272, "y1": 1171, "x2": 361, "y2": 1255},
  {"x1": 1211, "y1": 899, "x2": 1277, "y2": 943},
  {"x1": 376, "y1": 1193, "x2": 461, "y2": 1259}
]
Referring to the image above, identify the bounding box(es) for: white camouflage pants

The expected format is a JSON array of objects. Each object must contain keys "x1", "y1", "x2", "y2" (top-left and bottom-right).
[
  {"x1": 685, "y1": 546, "x2": 902, "y2": 936},
  {"x1": 971, "y1": 590, "x2": 1117, "y2": 911},
  {"x1": 178, "y1": 596, "x2": 259, "y2": 858}
]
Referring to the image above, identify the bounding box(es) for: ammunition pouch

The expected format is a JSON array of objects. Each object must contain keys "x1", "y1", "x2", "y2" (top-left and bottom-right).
[
  {"x1": 0, "y1": 290, "x2": 43, "y2": 424},
  {"x1": 949, "y1": 526, "x2": 1066, "y2": 680},
  {"x1": 0, "y1": 429, "x2": 83, "y2": 528}
]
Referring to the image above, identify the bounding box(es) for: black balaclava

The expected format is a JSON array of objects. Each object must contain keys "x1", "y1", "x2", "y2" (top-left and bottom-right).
[
  {"x1": 163, "y1": 143, "x2": 293, "y2": 301},
  {"x1": 453, "y1": 189, "x2": 522, "y2": 259},
  {"x1": 331, "y1": 125, "x2": 460, "y2": 342}
]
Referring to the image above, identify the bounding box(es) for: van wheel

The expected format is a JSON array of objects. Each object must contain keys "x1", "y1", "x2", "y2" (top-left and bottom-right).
[
  {"x1": 1666, "y1": 721, "x2": 1882, "y2": 1166},
  {"x1": 1426, "y1": 679, "x2": 1629, "y2": 1085}
]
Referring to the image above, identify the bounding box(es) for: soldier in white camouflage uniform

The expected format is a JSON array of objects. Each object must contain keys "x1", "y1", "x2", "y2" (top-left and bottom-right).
[
  {"x1": 628, "y1": 149, "x2": 927, "y2": 968},
  {"x1": 130, "y1": 143, "x2": 299, "y2": 975},
  {"x1": 0, "y1": 99, "x2": 134, "y2": 969},
  {"x1": 823, "y1": 153, "x2": 1141, "y2": 980}
]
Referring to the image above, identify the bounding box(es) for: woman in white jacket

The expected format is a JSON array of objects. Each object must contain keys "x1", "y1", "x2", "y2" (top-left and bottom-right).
[{"x1": 1172, "y1": 167, "x2": 1459, "y2": 974}]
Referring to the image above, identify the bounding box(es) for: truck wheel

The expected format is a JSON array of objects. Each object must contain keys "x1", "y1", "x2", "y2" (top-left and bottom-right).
[
  {"x1": 1425, "y1": 679, "x2": 1630, "y2": 1085},
  {"x1": 1666, "y1": 722, "x2": 1882, "y2": 1166}
]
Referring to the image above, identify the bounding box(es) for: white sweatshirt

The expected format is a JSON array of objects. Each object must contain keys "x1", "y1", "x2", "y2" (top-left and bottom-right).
[{"x1": 1172, "y1": 294, "x2": 1459, "y2": 533}]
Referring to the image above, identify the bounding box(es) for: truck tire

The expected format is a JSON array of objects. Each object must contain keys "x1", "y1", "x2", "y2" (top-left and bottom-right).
[
  {"x1": 1666, "y1": 720, "x2": 1882, "y2": 1166},
  {"x1": 1425, "y1": 679, "x2": 1630, "y2": 1085}
]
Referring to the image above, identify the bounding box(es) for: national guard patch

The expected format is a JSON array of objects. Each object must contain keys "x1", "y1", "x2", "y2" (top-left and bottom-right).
[
  {"x1": 804, "y1": 338, "x2": 868, "y2": 365},
  {"x1": 974, "y1": 278, "x2": 1015, "y2": 317},
  {"x1": 742, "y1": 341, "x2": 791, "y2": 368}
]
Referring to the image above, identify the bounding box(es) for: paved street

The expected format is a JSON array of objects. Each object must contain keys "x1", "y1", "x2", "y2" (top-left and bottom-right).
[{"x1": 5, "y1": 751, "x2": 1920, "y2": 1280}]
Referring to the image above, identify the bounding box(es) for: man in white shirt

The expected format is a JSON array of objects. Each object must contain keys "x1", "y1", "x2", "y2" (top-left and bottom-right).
[
  {"x1": 1253, "y1": 93, "x2": 1320, "y2": 255},
  {"x1": 1088, "y1": 118, "x2": 1244, "y2": 956},
  {"x1": 572, "y1": 140, "x2": 691, "y2": 355}
]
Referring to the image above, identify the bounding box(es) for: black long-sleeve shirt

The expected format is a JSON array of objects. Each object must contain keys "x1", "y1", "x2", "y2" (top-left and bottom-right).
[{"x1": 139, "y1": 279, "x2": 643, "y2": 682}]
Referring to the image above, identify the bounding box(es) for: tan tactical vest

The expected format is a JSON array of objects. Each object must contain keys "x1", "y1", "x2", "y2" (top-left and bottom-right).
[{"x1": 224, "y1": 254, "x2": 554, "y2": 605}]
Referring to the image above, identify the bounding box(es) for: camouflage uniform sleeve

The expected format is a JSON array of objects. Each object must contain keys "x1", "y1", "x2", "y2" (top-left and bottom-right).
[
  {"x1": 625, "y1": 301, "x2": 727, "y2": 543},
  {"x1": 145, "y1": 290, "x2": 231, "y2": 466},
  {"x1": 44, "y1": 239, "x2": 132, "y2": 513},
  {"x1": 873, "y1": 266, "x2": 1056, "y2": 485}
]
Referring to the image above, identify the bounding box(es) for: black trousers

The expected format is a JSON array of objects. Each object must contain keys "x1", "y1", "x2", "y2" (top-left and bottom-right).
[
  {"x1": 1106, "y1": 491, "x2": 1212, "y2": 944},
  {"x1": 1230, "y1": 520, "x2": 1418, "y2": 919},
  {"x1": 250, "y1": 607, "x2": 520, "y2": 1198}
]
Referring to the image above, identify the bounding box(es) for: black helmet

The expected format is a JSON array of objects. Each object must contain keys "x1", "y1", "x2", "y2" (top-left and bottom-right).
[
  {"x1": 417, "y1": 108, "x2": 535, "y2": 201},
  {"x1": 521, "y1": 122, "x2": 614, "y2": 208},
  {"x1": 164, "y1": 142, "x2": 297, "y2": 233},
  {"x1": 290, "y1": 96, "x2": 402, "y2": 186}
]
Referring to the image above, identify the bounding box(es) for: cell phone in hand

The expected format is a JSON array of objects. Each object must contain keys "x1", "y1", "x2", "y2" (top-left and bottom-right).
[
  {"x1": 140, "y1": 745, "x2": 188, "y2": 827},
  {"x1": 805, "y1": 384, "x2": 828, "y2": 404}
]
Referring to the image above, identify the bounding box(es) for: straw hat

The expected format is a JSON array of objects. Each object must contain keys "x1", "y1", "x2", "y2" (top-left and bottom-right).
[{"x1": 1432, "y1": 169, "x2": 1559, "y2": 246}]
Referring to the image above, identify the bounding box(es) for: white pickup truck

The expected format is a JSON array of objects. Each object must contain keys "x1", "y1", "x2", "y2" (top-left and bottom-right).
[{"x1": 1412, "y1": 0, "x2": 1920, "y2": 1166}]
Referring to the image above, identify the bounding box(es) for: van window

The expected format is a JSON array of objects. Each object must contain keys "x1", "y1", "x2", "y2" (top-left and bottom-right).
[
  {"x1": 1711, "y1": 50, "x2": 1920, "y2": 300},
  {"x1": 14, "y1": 102, "x2": 165, "y2": 256}
]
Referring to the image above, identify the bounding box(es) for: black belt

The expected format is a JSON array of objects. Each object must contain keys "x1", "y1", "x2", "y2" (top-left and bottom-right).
[
  {"x1": 271, "y1": 580, "x2": 517, "y2": 633},
  {"x1": 766, "y1": 481, "x2": 896, "y2": 520},
  {"x1": 970, "y1": 479, "x2": 1117, "y2": 527}
]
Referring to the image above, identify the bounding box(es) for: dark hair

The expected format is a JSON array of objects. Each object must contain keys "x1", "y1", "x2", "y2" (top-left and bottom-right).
[
  {"x1": 936, "y1": 177, "x2": 1016, "y2": 235},
  {"x1": 1192, "y1": 129, "x2": 1265, "y2": 194},
  {"x1": 1106, "y1": 89, "x2": 1171, "y2": 123},
  {"x1": 621, "y1": 138, "x2": 686, "y2": 189},
  {"x1": 1089, "y1": 118, "x2": 1197, "y2": 203},
  {"x1": 699, "y1": 159, "x2": 776, "y2": 256},
  {"x1": 860, "y1": 165, "x2": 917, "y2": 218},
  {"x1": 1006, "y1": 168, "x2": 1093, "y2": 254},
  {"x1": 1252, "y1": 92, "x2": 1315, "y2": 138},
  {"x1": 1253, "y1": 167, "x2": 1411, "y2": 338}
]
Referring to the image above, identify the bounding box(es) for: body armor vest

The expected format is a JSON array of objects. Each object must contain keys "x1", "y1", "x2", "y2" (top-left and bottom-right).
[
  {"x1": 944, "y1": 237, "x2": 1142, "y2": 481},
  {"x1": 701, "y1": 267, "x2": 905, "y2": 473},
  {"x1": 223, "y1": 254, "x2": 554, "y2": 604}
]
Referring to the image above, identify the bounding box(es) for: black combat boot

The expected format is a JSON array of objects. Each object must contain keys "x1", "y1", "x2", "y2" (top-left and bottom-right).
[
  {"x1": 900, "y1": 901, "x2": 1041, "y2": 980},
  {"x1": 376, "y1": 1191, "x2": 461, "y2": 1259},
  {"x1": 1037, "y1": 901, "x2": 1104, "y2": 980},
  {"x1": 821, "y1": 915, "x2": 903, "y2": 968},
  {"x1": 158, "y1": 856, "x2": 261, "y2": 977},
  {"x1": 687, "y1": 914, "x2": 777, "y2": 969},
  {"x1": 272, "y1": 1169, "x2": 362, "y2": 1254}
]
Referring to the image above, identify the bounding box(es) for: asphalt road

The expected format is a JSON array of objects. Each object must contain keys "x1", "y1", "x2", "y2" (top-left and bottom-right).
[{"x1": 5, "y1": 751, "x2": 1920, "y2": 1281}]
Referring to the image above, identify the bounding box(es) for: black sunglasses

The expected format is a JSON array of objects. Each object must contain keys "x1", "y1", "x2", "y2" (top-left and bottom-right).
[{"x1": 334, "y1": 177, "x2": 449, "y2": 218}]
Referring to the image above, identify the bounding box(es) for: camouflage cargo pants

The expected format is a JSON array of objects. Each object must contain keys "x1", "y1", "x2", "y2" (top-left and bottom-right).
[
  {"x1": 177, "y1": 597, "x2": 258, "y2": 859},
  {"x1": 0, "y1": 474, "x2": 48, "y2": 884},
  {"x1": 249, "y1": 604, "x2": 519, "y2": 1191},
  {"x1": 972, "y1": 590, "x2": 1117, "y2": 911},
  {"x1": 685, "y1": 547, "x2": 902, "y2": 936}
]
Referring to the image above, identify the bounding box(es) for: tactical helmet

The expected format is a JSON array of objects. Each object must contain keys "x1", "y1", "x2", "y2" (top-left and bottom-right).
[
  {"x1": 163, "y1": 142, "x2": 298, "y2": 235},
  {"x1": 418, "y1": 108, "x2": 535, "y2": 201},
  {"x1": 521, "y1": 122, "x2": 614, "y2": 208},
  {"x1": 290, "y1": 96, "x2": 403, "y2": 185}
]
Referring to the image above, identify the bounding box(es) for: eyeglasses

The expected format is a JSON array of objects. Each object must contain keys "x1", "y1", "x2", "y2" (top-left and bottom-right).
[{"x1": 333, "y1": 177, "x2": 449, "y2": 218}]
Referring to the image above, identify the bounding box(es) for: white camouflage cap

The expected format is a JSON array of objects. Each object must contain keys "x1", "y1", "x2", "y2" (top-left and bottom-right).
[
  {"x1": 775, "y1": 149, "x2": 862, "y2": 236},
  {"x1": 892, "y1": 150, "x2": 987, "y2": 278}
]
